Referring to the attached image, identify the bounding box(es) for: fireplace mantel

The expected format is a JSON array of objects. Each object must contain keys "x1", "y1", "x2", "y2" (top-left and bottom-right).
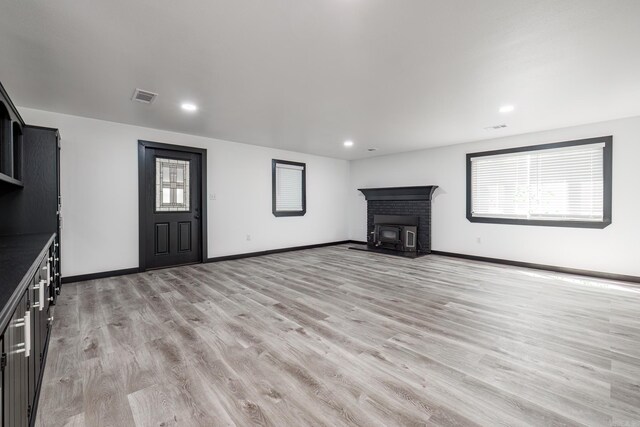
[
  {"x1": 355, "y1": 185, "x2": 438, "y2": 255},
  {"x1": 358, "y1": 186, "x2": 438, "y2": 201}
]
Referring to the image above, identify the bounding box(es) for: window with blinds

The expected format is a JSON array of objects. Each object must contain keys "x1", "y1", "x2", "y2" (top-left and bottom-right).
[
  {"x1": 466, "y1": 137, "x2": 612, "y2": 228},
  {"x1": 272, "y1": 159, "x2": 306, "y2": 216}
]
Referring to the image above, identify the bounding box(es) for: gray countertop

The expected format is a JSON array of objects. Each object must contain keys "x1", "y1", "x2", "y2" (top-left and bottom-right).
[{"x1": 0, "y1": 233, "x2": 55, "y2": 332}]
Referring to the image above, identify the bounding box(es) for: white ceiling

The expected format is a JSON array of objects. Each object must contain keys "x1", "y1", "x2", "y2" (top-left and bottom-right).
[{"x1": 1, "y1": 0, "x2": 639, "y2": 160}]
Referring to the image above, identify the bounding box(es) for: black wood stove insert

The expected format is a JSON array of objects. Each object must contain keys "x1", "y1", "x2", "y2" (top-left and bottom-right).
[
  {"x1": 351, "y1": 186, "x2": 438, "y2": 258},
  {"x1": 373, "y1": 215, "x2": 419, "y2": 253}
]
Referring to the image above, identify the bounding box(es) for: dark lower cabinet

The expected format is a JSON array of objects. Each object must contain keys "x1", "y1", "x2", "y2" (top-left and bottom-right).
[
  {"x1": 3, "y1": 289, "x2": 29, "y2": 427},
  {"x1": 1, "y1": 237, "x2": 57, "y2": 426},
  {"x1": 0, "y1": 335, "x2": 3, "y2": 422}
]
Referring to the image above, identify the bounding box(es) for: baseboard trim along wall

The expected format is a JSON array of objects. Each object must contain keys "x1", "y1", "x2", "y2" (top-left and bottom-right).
[
  {"x1": 431, "y1": 250, "x2": 640, "y2": 284},
  {"x1": 349, "y1": 240, "x2": 368, "y2": 245},
  {"x1": 206, "y1": 240, "x2": 356, "y2": 263},
  {"x1": 61, "y1": 244, "x2": 639, "y2": 285},
  {"x1": 62, "y1": 267, "x2": 139, "y2": 284},
  {"x1": 61, "y1": 241, "x2": 358, "y2": 283}
]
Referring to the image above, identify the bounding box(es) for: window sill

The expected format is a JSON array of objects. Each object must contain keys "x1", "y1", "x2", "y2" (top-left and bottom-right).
[
  {"x1": 273, "y1": 210, "x2": 306, "y2": 217},
  {"x1": 467, "y1": 215, "x2": 611, "y2": 229}
]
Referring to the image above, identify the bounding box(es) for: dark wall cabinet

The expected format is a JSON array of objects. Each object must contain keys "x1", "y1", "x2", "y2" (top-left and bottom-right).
[
  {"x1": 0, "y1": 82, "x2": 61, "y2": 426},
  {"x1": 0, "y1": 84, "x2": 25, "y2": 190},
  {"x1": 0, "y1": 126, "x2": 62, "y2": 244}
]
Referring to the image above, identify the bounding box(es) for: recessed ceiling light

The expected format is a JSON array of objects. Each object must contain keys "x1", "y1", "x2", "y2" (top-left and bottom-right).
[
  {"x1": 499, "y1": 105, "x2": 515, "y2": 113},
  {"x1": 343, "y1": 140, "x2": 354, "y2": 147},
  {"x1": 181, "y1": 102, "x2": 198, "y2": 112}
]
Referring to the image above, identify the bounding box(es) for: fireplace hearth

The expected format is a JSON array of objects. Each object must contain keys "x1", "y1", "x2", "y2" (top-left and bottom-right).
[{"x1": 351, "y1": 186, "x2": 438, "y2": 258}]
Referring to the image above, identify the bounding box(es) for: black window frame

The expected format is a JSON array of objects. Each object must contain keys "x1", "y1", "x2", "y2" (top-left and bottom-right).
[
  {"x1": 466, "y1": 136, "x2": 612, "y2": 229},
  {"x1": 272, "y1": 159, "x2": 307, "y2": 217}
]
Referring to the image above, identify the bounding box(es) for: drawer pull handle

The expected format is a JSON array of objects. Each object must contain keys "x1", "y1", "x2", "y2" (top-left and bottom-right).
[
  {"x1": 14, "y1": 315, "x2": 31, "y2": 357},
  {"x1": 24, "y1": 311, "x2": 31, "y2": 358},
  {"x1": 39, "y1": 279, "x2": 45, "y2": 311}
]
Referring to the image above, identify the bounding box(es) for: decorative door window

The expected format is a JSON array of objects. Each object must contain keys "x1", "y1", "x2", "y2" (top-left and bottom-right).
[{"x1": 155, "y1": 157, "x2": 190, "y2": 211}]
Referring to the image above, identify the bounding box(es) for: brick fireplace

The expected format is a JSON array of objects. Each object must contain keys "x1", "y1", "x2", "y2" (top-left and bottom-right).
[{"x1": 358, "y1": 186, "x2": 438, "y2": 255}]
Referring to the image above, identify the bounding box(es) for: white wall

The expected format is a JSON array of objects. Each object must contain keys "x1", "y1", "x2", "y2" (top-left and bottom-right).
[
  {"x1": 17, "y1": 107, "x2": 640, "y2": 277},
  {"x1": 19, "y1": 108, "x2": 350, "y2": 277},
  {"x1": 349, "y1": 116, "x2": 640, "y2": 277}
]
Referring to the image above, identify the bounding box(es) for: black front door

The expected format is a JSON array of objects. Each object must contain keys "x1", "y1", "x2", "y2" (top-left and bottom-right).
[{"x1": 141, "y1": 146, "x2": 202, "y2": 270}]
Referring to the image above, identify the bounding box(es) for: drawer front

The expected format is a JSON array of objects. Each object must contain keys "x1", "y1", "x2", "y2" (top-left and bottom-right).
[{"x1": 50, "y1": 238, "x2": 61, "y2": 305}]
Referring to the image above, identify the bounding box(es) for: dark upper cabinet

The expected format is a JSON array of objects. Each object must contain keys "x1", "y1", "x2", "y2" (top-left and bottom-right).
[
  {"x1": 0, "y1": 123, "x2": 62, "y2": 301},
  {"x1": 0, "y1": 82, "x2": 26, "y2": 190},
  {"x1": 0, "y1": 126, "x2": 61, "y2": 236}
]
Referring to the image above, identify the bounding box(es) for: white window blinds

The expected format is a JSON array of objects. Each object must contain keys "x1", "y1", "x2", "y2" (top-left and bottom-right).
[
  {"x1": 275, "y1": 162, "x2": 304, "y2": 211},
  {"x1": 471, "y1": 142, "x2": 605, "y2": 222}
]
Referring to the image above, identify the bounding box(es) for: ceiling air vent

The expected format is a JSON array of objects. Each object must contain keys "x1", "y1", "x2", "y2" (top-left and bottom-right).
[
  {"x1": 484, "y1": 124, "x2": 507, "y2": 131},
  {"x1": 132, "y1": 88, "x2": 158, "y2": 104}
]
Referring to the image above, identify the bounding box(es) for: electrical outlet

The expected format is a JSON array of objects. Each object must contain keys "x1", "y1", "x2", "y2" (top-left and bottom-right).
[{"x1": 209, "y1": 193, "x2": 216, "y2": 201}]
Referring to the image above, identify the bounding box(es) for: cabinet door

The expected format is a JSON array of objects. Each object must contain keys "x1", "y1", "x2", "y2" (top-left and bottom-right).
[
  {"x1": 56, "y1": 131, "x2": 62, "y2": 299},
  {"x1": 26, "y1": 278, "x2": 35, "y2": 419},
  {"x1": 33, "y1": 256, "x2": 50, "y2": 369},
  {"x1": 28, "y1": 274, "x2": 41, "y2": 413},
  {"x1": 3, "y1": 290, "x2": 30, "y2": 426},
  {"x1": 37, "y1": 259, "x2": 50, "y2": 366},
  {"x1": 0, "y1": 335, "x2": 3, "y2": 423},
  {"x1": 49, "y1": 241, "x2": 60, "y2": 306}
]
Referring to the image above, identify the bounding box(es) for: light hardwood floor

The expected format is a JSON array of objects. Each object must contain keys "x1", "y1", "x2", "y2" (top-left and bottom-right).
[{"x1": 36, "y1": 245, "x2": 640, "y2": 426}]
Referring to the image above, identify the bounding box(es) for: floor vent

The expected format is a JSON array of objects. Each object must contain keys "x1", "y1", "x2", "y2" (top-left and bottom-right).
[{"x1": 132, "y1": 88, "x2": 158, "y2": 104}]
